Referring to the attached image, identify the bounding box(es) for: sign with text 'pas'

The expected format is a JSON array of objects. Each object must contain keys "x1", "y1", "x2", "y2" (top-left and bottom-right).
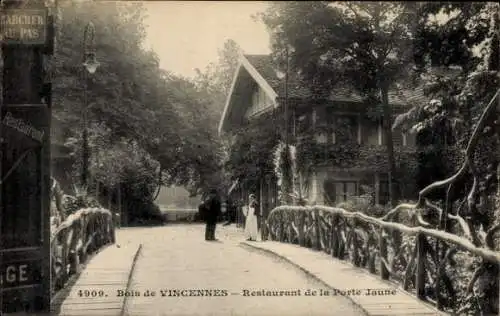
[{"x1": 0, "y1": 9, "x2": 47, "y2": 44}]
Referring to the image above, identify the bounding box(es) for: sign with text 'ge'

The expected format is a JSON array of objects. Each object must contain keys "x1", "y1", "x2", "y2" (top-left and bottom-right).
[
  {"x1": 0, "y1": 250, "x2": 44, "y2": 314},
  {"x1": 1, "y1": 257, "x2": 41, "y2": 289},
  {"x1": 0, "y1": 9, "x2": 47, "y2": 45}
]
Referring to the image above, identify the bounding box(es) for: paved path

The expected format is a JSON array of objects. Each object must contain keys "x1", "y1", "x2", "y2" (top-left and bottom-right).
[
  {"x1": 123, "y1": 224, "x2": 366, "y2": 316},
  {"x1": 242, "y1": 240, "x2": 446, "y2": 316},
  {"x1": 51, "y1": 229, "x2": 142, "y2": 316},
  {"x1": 51, "y1": 224, "x2": 448, "y2": 316}
]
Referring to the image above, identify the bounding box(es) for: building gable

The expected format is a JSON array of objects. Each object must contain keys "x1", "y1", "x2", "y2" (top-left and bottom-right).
[
  {"x1": 218, "y1": 53, "x2": 429, "y2": 135},
  {"x1": 218, "y1": 55, "x2": 278, "y2": 135}
]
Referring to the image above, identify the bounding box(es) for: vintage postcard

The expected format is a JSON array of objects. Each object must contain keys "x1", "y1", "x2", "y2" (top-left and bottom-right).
[{"x1": 0, "y1": 1, "x2": 499, "y2": 315}]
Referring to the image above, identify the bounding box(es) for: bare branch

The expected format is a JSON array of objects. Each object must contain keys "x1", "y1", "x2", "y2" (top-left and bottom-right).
[
  {"x1": 466, "y1": 265, "x2": 486, "y2": 293},
  {"x1": 424, "y1": 199, "x2": 443, "y2": 219},
  {"x1": 467, "y1": 170, "x2": 478, "y2": 214},
  {"x1": 448, "y1": 213, "x2": 473, "y2": 241},
  {"x1": 381, "y1": 203, "x2": 417, "y2": 221},
  {"x1": 485, "y1": 223, "x2": 500, "y2": 249},
  {"x1": 291, "y1": 222, "x2": 299, "y2": 236},
  {"x1": 417, "y1": 88, "x2": 500, "y2": 203},
  {"x1": 345, "y1": 2, "x2": 364, "y2": 23},
  {"x1": 415, "y1": 209, "x2": 432, "y2": 227}
]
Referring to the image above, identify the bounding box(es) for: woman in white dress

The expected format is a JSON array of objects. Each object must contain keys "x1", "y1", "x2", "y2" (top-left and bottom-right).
[{"x1": 244, "y1": 194, "x2": 260, "y2": 241}]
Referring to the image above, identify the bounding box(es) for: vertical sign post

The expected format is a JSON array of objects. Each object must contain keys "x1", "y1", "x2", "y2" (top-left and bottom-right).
[{"x1": 0, "y1": 0, "x2": 52, "y2": 314}]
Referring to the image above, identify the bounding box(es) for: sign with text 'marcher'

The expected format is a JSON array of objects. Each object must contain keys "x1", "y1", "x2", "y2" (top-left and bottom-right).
[{"x1": 0, "y1": 9, "x2": 47, "y2": 45}]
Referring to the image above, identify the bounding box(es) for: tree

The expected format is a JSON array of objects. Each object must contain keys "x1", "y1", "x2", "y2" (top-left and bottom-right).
[
  {"x1": 192, "y1": 39, "x2": 242, "y2": 195},
  {"x1": 225, "y1": 118, "x2": 281, "y2": 190},
  {"x1": 52, "y1": 0, "x2": 228, "y2": 217},
  {"x1": 259, "y1": 1, "x2": 420, "y2": 206},
  {"x1": 194, "y1": 39, "x2": 241, "y2": 117},
  {"x1": 394, "y1": 1, "x2": 499, "y2": 232},
  {"x1": 392, "y1": 3, "x2": 499, "y2": 313}
]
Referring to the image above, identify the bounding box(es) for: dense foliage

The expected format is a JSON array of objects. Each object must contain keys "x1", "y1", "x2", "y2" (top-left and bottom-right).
[
  {"x1": 252, "y1": 2, "x2": 499, "y2": 313},
  {"x1": 52, "y1": 0, "x2": 226, "y2": 221},
  {"x1": 395, "y1": 3, "x2": 499, "y2": 314},
  {"x1": 259, "y1": 2, "x2": 423, "y2": 205},
  {"x1": 224, "y1": 116, "x2": 281, "y2": 193}
]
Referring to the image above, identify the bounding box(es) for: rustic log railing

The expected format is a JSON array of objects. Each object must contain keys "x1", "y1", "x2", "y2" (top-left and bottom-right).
[
  {"x1": 50, "y1": 207, "x2": 115, "y2": 295},
  {"x1": 264, "y1": 86, "x2": 500, "y2": 315},
  {"x1": 265, "y1": 205, "x2": 500, "y2": 315}
]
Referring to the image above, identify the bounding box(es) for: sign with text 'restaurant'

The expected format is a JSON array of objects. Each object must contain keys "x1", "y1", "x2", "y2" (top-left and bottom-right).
[{"x1": 0, "y1": 9, "x2": 47, "y2": 44}]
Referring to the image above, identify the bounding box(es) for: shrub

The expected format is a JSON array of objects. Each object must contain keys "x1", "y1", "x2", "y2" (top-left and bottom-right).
[
  {"x1": 128, "y1": 200, "x2": 165, "y2": 226},
  {"x1": 62, "y1": 184, "x2": 102, "y2": 215}
]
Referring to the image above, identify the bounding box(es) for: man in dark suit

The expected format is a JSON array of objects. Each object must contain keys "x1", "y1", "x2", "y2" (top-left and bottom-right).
[{"x1": 203, "y1": 189, "x2": 221, "y2": 241}]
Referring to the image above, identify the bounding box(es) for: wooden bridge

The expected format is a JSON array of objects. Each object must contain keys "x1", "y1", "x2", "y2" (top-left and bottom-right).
[{"x1": 46, "y1": 204, "x2": 500, "y2": 316}]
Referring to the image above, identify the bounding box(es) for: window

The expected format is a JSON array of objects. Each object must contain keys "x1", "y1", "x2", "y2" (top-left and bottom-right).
[
  {"x1": 402, "y1": 132, "x2": 416, "y2": 147},
  {"x1": 315, "y1": 132, "x2": 327, "y2": 143},
  {"x1": 362, "y1": 119, "x2": 379, "y2": 145},
  {"x1": 378, "y1": 178, "x2": 399, "y2": 205},
  {"x1": 379, "y1": 180, "x2": 390, "y2": 205},
  {"x1": 249, "y1": 86, "x2": 269, "y2": 116},
  {"x1": 296, "y1": 113, "x2": 309, "y2": 135},
  {"x1": 332, "y1": 114, "x2": 359, "y2": 144},
  {"x1": 378, "y1": 119, "x2": 385, "y2": 146},
  {"x1": 251, "y1": 89, "x2": 260, "y2": 109},
  {"x1": 324, "y1": 180, "x2": 358, "y2": 205}
]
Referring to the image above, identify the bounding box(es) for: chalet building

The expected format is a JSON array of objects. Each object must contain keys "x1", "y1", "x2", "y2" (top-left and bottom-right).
[{"x1": 219, "y1": 53, "x2": 425, "y2": 215}]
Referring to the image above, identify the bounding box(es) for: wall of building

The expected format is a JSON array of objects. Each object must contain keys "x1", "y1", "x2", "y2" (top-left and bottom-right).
[
  {"x1": 305, "y1": 167, "x2": 408, "y2": 206},
  {"x1": 245, "y1": 84, "x2": 274, "y2": 118}
]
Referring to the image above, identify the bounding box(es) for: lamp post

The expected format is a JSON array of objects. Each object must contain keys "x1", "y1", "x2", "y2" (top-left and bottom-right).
[
  {"x1": 276, "y1": 47, "x2": 290, "y2": 147},
  {"x1": 81, "y1": 21, "x2": 100, "y2": 188},
  {"x1": 276, "y1": 44, "x2": 292, "y2": 205}
]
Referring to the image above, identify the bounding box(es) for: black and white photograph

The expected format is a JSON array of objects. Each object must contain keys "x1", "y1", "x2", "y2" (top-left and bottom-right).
[{"x1": 0, "y1": 0, "x2": 499, "y2": 315}]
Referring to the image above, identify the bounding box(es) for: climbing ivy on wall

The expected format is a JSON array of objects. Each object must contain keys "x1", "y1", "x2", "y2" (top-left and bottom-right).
[{"x1": 225, "y1": 115, "x2": 281, "y2": 191}]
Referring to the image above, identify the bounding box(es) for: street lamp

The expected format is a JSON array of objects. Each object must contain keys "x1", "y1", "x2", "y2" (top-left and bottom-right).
[
  {"x1": 81, "y1": 21, "x2": 99, "y2": 188},
  {"x1": 83, "y1": 54, "x2": 100, "y2": 74},
  {"x1": 276, "y1": 45, "x2": 292, "y2": 205}
]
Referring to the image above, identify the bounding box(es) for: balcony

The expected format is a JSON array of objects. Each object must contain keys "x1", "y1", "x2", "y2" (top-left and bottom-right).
[{"x1": 295, "y1": 133, "x2": 417, "y2": 172}]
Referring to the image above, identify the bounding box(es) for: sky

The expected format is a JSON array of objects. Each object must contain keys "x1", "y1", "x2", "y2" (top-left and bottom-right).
[
  {"x1": 141, "y1": 2, "x2": 486, "y2": 79},
  {"x1": 142, "y1": 1, "x2": 271, "y2": 79}
]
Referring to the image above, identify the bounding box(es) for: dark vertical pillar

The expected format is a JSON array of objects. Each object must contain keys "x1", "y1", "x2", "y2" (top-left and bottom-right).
[
  {"x1": 1, "y1": 1, "x2": 51, "y2": 313},
  {"x1": 0, "y1": 21, "x2": 4, "y2": 316}
]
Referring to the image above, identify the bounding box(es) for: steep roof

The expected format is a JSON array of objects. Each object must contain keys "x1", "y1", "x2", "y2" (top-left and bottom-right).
[
  {"x1": 244, "y1": 54, "x2": 427, "y2": 105},
  {"x1": 244, "y1": 54, "x2": 309, "y2": 99},
  {"x1": 218, "y1": 53, "x2": 429, "y2": 134}
]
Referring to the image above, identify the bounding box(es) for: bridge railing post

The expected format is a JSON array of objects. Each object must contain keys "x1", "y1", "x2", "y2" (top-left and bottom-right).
[
  {"x1": 330, "y1": 215, "x2": 339, "y2": 258},
  {"x1": 416, "y1": 233, "x2": 426, "y2": 300},
  {"x1": 351, "y1": 220, "x2": 360, "y2": 267},
  {"x1": 60, "y1": 229, "x2": 69, "y2": 286},
  {"x1": 68, "y1": 222, "x2": 81, "y2": 275},
  {"x1": 278, "y1": 212, "x2": 285, "y2": 242},
  {"x1": 313, "y1": 208, "x2": 321, "y2": 250},
  {"x1": 379, "y1": 227, "x2": 389, "y2": 280},
  {"x1": 298, "y1": 211, "x2": 305, "y2": 247}
]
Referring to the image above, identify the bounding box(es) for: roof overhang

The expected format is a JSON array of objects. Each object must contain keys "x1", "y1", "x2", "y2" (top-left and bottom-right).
[{"x1": 218, "y1": 54, "x2": 279, "y2": 135}]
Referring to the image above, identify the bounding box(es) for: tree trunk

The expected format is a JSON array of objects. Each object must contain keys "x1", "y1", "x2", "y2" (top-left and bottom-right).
[{"x1": 381, "y1": 86, "x2": 399, "y2": 206}]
